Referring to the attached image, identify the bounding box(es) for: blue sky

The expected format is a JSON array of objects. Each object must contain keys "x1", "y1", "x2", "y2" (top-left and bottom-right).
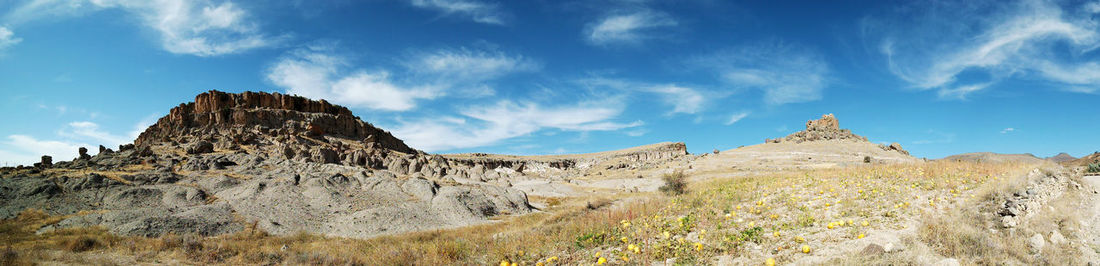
[{"x1": 1, "y1": 0, "x2": 1098, "y2": 165}]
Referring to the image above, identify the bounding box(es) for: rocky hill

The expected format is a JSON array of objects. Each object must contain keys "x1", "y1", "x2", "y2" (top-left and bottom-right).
[
  {"x1": 1068, "y1": 152, "x2": 1100, "y2": 166},
  {"x1": 765, "y1": 114, "x2": 909, "y2": 156},
  {"x1": 1048, "y1": 152, "x2": 1078, "y2": 163},
  {"x1": 0, "y1": 90, "x2": 695, "y2": 239}
]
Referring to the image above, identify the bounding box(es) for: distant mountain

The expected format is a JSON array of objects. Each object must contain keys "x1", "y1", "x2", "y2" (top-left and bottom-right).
[
  {"x1": 940, "y1": 152, "x2": 1044, "y2": 164},
  {"x1": 1046, "y1": 153, "x2": 1077, "y2": 163}
]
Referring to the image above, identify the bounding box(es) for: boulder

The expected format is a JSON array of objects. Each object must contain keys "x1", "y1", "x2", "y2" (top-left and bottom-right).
[
  {"x1": 39, "y1": 155, "x2": 52, "y2": 168},
  {"x1": 311, "y1": 148, "x2": 339, "y2": 164},
  {"x1": 1029, "y1": 233, "x2": 1045, "y2": 252},
  {"x1": 78, "y1": 147, "x2": 91, "y2": 160},
  {"x1": 186, "y1": 140, "x2": 214, "y2": 154}
]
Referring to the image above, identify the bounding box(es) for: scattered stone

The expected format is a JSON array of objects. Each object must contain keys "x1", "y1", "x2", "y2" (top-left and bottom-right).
[
  {"x1": 934, "y1": 258, "x2": 961, "y2": 266},
  {"x1": 1049, "y1": 230, "x2": 1065, "y2": 245},
  {"x1": 1029, "y1": 233, "x2": 1045, "y2": 252},
  {"x1": 1001, "y1": 216, "x2": 1018, "y2": 228},
  {"x1": 860, "y1": 243, "x2": 886, "y2": 256}
]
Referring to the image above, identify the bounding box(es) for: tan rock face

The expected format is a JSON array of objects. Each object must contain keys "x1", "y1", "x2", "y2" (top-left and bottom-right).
[{"x1": 806, "y1": 114, "x2": 840, "y2": 132}]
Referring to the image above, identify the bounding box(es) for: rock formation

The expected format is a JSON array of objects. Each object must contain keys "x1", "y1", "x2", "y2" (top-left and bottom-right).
[
  {"x1": 767, "y1": 114, "x2": 868, "y2": 144},
  {"x1": 765, "y1": 114, "x2": 909, "y2": 156},
  {"x1": 134, "y1": 90, "x2": 416, "y2": 154}
]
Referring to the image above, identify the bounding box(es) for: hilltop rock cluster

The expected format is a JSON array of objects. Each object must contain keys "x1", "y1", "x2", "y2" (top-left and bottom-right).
[
  {"x1": 766, "y1": 114, "x2": 909, "y2": 156},
  {"x1": 766, "y1": 114, "x2": 868, "y2": 144}
]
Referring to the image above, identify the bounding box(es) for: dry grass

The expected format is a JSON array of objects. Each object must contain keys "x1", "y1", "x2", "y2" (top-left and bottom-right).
[
  {"x1": 915, "y1": 163, "x2": 1090, "y2": 265},
  {"x1": 39, "y1": 163, "x2": 155, "y2": 184},
  {"x1": 2, "y1": 161, "x2": 1073, "y2": 265}
]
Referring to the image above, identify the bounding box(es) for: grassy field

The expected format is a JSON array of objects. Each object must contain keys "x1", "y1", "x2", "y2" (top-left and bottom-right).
[{"x1": 2, "y1": 161, "x2": 1073, "y2": 265}]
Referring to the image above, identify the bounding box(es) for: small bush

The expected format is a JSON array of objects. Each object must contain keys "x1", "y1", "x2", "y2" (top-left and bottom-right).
[
  {"x1": 1, "y1": 247, "x2": 17, "y2": 265},
  {"x1": 1087, "y1": 163, "x2": 1100, "y2": 173},
  {"x1": 659, "y1": 171, "x2": 687, "y2": 195},
  {"x1": 864, "y1": 156, "x2": 872, "y2": 163},
  {"x1": 64, "y1": 236, "x2": 102, "y2": 252}
]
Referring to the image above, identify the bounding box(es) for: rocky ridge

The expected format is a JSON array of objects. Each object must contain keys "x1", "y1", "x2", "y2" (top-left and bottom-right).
[{"x1": 0, "y1": 90, "x2": 690, "y2": 239}]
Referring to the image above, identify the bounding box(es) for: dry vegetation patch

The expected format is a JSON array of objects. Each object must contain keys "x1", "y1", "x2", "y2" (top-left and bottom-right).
[{"x1": 5, "y1": 161, "x2": 1082, "y2": 265}]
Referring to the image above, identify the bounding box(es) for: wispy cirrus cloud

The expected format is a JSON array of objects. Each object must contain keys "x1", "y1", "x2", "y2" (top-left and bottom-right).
[
  {"x1": 870, "y1": 0, "x2": 1100, "y2": 98},
  {"x1": 403, "y1": 47, "x2": 539, "y2": 96},
  {"x1": 694, "y1": 42, "x2": 830, "y2": 105},
  {"x1": 578, "y1": 77, "x2": 710, "y2": 115},
  {"x1": 585, "y1": 9, "x2": 676, "y2": 46},
  {"x1": 391, "y1": 99, "x2": 642, "y2": 151},
  {"x1": 4, "y1": 0, "x2": 277, "y2": 56},
  {"x1": 725, "y1": 111, "x2": 750, "y2": 125},
  {"x1": 408, "y1": 0, "x2": 507, "y2": 25}
]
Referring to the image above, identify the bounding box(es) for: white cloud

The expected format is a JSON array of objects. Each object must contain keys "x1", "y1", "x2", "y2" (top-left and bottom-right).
[
  {"x1": 1000, "y1": 127, "x2": 1015, "y2": 134},
  {"x1": 405, "y1": 47, "x2": 539, "y2": 82},
  {"x1": 873, "y1": 0, "x2": 1100, "y2": 98},
  {"x1": 61, "y1": 121, "x2": 129, "y2": 146},
  {"x1": 0, "y1": 135, "x2": 89, "y2": 166},
  {"x1": 586, "y1": 10, "x2": 676, "y2": 45},
  {"x1": 0, "y1": 115, "x2": 160, "y2": 165},
  {"x1": 646, "y1": 85, "x2": 704, "y2": 114},
  {"x1": 266, "y1": 49, "x2": 440, "y2": 111},
  {"x1": 725, "y1": 111, "x2": 750, "y2": 125},
  {"x1": 579, "y1": 77, "x2": 710, "y2": 115},
  {"x1": 0, "y1": 26, "x2": 21, "y2": 52},
  {"x1": 624, "y1": 129, "x2": 647, "y2": 137},
  {"x1": 392, "y1": 100, "x2": 641, "y2": 151},
  {"x1": 698, "y1": 43, "x2": 830, "y2": 105},
  {"x1": 937, "y1": 83, "x2": 991, "y2": 100},
  {"x1": 409, "y1": 0, "x2": 506, "y2": 25},
  {"x1": 126, "y1": 113, "x2": 160, "y2": 141},
  {"x1": 5, "y1": 0, "x2": 274, "y2": 56}
]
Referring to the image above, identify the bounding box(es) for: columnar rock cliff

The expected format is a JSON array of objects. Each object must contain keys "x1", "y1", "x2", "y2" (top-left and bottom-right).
[{"x1": 135, "y1": 90, "x2": 415, "y2": 154}]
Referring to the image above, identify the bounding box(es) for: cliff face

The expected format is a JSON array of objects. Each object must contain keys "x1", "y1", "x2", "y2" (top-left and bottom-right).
[{"x1": 135, "y1": 90, "x2": 415, "y2": 154}]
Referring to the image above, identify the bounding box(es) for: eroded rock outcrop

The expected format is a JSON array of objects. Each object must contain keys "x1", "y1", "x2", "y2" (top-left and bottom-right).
[
  {"x1": 767, "y1": 114, "x2": 868, "y2": 144},
  {"x1": 765, "y1": 114, "x2": 910, "y2": 156}
]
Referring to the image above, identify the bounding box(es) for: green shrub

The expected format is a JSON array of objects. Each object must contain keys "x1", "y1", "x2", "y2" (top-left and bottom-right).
[{"x1": 1087, "y1": 163, "x2": 1100, "y2": 173}]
